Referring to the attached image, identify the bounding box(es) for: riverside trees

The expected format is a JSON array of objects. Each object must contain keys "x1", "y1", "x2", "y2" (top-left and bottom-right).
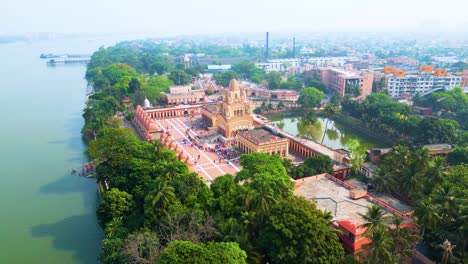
[{"x1": 90, "y1": 126, "x2": 345, "y2": 263}]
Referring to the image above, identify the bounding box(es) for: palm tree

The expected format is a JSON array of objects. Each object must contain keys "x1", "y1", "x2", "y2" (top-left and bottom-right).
[
  {"x1": 150, "y1": 179, "x2": 176, "y2": 210},
  {"x1": 249, "y1": 183, "x2": 277, "y2": 218},
  {"x1": 413, "y1": 197, "x2": 441, "y2": 240},
  {"x1": 389, "y1": 216, "x2": 418, "y2": 262},
  {"x1": 437, "y1": 239, "x2": 456, "y2": 264},
  {"x1": 359, "y1": 205, "x2": 389, "y2": 235},
  {"x1": 320, "y1": 104, "x2": 337, "y2": 144},
  {"x1": 363, "y1": 226, "x2": 395, "y2": 264},
  {"x1": 425, "y1": 156, "x2": 446, "y2": 189},
  {"x1": 431, "y1": 183, "x2": 459, "y2": 221}
]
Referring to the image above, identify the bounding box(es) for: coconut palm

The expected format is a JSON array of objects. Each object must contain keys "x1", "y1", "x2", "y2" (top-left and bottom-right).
[
  {"x1": 150, "y1": 179, "x2": 176, "y2": 210},
  {"x1": 363, "y1": 226, "x2": 395, "y2": 264},
  {"x1": 437, "y1": 239, "x2": 456, "y2": 264},
  {"x1": 431, "y1": 183, "x2": 459, "y2": 221},
  {"x1": 389, "y1": 216, "x2": 418, "y2": 262},
  {"x1": 359, "y1": 205, "x2": 389, "y2": 234},
  {"x1": 425, "y1": 156, "x2": 446, "y2": 189},
  {"x1": 413, "y1": 197, "x2": 441, "y2": 240},
  {"x1": 249, "y1": 183, "x2": 277, "y2": 218}
]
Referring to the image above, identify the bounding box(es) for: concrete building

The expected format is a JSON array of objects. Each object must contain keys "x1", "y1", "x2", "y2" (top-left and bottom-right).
[
  {"x1": 256, "y1": 58, "x2": 301, "y2": 72},
  {"x1": 165, "y1": 85, "x2": 205, "y2": 105},
  {"x1": 384, "y1": 66, "x2": 462, "y2": 98},
  {"x1": 294, "y1": 174, "x2": 414, "y2": 255},
  {"x1": 236, "y1": 127, "x2": 290, "y2": 157},
  {"x1": 316, "y1": 67, "x2": 374, "y2": 99},
  {"x1": 461, "y1": 70, "x2": 468, "y2": 88}
]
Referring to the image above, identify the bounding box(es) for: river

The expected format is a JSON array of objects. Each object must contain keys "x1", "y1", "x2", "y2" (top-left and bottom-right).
[
  {"x1": 268, "y1": 113, "x2": 387, "y2": 150},
  {"x1": 0, "y1": 36, "x2": 138, "y2": 264}
]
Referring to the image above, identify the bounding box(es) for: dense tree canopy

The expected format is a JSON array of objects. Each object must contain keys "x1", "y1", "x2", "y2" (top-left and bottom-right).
[
  {"x1": 160, "y1": 240, "x2": 247, "y2": 264},
  {"x1": 298, "y1": 87, "x2": 324, "y2": 108},
  {"x1": 342, "y1": 93, "x2": 461, "y2": 145},
  {"x1": 258, "y1": 196, "x2": 344, "y2": 264}
]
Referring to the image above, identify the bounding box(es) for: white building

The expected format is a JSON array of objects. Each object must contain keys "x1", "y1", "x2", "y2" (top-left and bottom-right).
[
  {"x1": 256, "y1": 58, "x2": 301, "y2": 72},
  {"x1": 255, "y1": 57, "x2": 358, "y2": 73},
  {"x1": 386, "y1": 73, "x2": 462, "y2": 98}
]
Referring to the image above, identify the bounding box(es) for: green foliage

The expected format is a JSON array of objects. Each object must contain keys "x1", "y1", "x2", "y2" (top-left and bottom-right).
[
  {"x1": 102, "y1": 63, "x2": 139, "y2": 86},
  {"x1": 213, "y1": 70, "x2": 238, "y2": 87},
  {"x1": 342, "y1": 93, "x2": 460, "y2": 145},
  {"x1": 98, "y1": 237, "x2": 126, "y2": 264},
  {"x1": 236, "y1": 153, "x2": 294, "y2": 198},
  {"x1": 231, "y1": 61, "x2": 266, "y2": 84},
  {"x1": 346, "y1": 139, "x2": 366, "y2": 174},
  {"x1": 298, "y1": 87, "x2": 324, "y2": 108},
  {"x1": 280, "y1": 76, "x2": 302, "y2": 90},
  {"x1": 169, "y1": 69, "x2": 192, "y2": 85},
  {"x1": 447, "y1": 146, "x2": 468, "y2": 165},
  {"x1": 266, "y1": 71, "x2": 282, "y2": 90},
  {"x1": 97, "y1": 188, "x2": 134, "y2": 227},
  {"x1": 415, "y1": 87, "x2": 468, "y2": 129},
  {"x1": 372, "y1": 144, "x2": 467, "y2": 261},
  {"x1": 303, "y1": 78, "x2": 327, "y2": 92},
  {"x1": 143, "y1": 75, "x2": 172, "y2": 104},
  {"x1": 285, "y1": 155, "x2": 333, "y2": 179},
  {"x1": 258, "y1": 196, "x2": 345, "y2": 264},
  {"x1": 159, "y1": 240, "x2": 247, "y2": 264},
  {"x1": 88, "y1": 127, "x2": 140, "y2": 162}
]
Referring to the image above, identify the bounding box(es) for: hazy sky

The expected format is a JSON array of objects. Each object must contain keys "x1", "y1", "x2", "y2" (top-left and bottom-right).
[{"x1": 2, "y1": 0, "x2": 467, "y2": 36}]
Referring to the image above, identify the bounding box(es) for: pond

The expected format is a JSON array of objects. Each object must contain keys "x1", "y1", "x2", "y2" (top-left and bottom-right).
[{"x1": 268, "y1": 113, "x2": 387, "y2": 150}]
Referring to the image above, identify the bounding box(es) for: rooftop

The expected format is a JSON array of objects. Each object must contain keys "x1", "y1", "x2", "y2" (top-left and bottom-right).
[
  {"x1": 294, "y1": 174, "x2": 413, "y2": 223},
  {"x1": 424, "y1": 144, "x2": 453, "y2": 151},
  {"x1": 295, "y1": 174, "x2": 380, "y2": 222},
  {"x1": 237, "y1": 127, "x2": 288, "y2": 145}
]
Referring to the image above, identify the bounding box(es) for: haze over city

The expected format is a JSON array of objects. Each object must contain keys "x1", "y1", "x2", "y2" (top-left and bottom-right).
[{"x1": 2, "y1": 0, "x2": 468, "y2": 36}]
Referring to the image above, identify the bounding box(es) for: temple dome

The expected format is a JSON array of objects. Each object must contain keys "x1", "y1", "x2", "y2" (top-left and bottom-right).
[
  {"x1": 229, "y1": 78, "x2": 240, "y2": 91},
  {"x1": 169, "y1": 141, "x2": 177, "y2": 149},
  {"x1": 143, "y1": 98, "x2": 151, "y2": 108},
  {"x1": 174, "y1": 145, "x2": 182, "y2": 154},
  {"x1": 179, "y1": 152, "x2": 188, "y2": 160},
  {"x1": 160, "y1": 133, "x2": 167, "y2": 139}
]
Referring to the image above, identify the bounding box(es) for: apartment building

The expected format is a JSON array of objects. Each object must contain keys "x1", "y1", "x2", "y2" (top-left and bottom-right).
[
  {"x1": 385, "y1": 66, "x2": 462, "y2": 98},
  {"x1": 318, "y1": 66, "x2": 374, "y2": 99}
]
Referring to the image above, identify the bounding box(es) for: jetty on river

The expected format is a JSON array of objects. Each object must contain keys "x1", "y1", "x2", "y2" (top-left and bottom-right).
[{"x1": 71, "y1": 162, "x2": 96, "y2": 178}]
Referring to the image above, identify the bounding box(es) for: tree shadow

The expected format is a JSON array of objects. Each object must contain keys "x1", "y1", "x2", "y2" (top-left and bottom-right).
[
  {"x1": 31, "y1": 214, "x2": 103, "y2": 264},
  {"x1": 39, "y1": 174, "x2": 98, "y2": 209}
]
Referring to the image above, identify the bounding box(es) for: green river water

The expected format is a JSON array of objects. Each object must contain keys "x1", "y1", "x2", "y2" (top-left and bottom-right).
[{"x1": 0, "y1": 37, "x2": 135, "y2": 264}]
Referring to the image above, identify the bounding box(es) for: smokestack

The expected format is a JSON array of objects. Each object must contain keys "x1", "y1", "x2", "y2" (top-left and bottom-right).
[
  {"x1": 265, "y1": 32, "x2": 269, "y2": 60},
  {"x1": 292, "y1": 37, "x2": 296, "y2": 58}
]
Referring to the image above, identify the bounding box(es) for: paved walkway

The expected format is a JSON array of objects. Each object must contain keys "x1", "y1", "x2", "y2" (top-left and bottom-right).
[{"x1": 156, "y1": 117, "x2": 241, "y2": 184}]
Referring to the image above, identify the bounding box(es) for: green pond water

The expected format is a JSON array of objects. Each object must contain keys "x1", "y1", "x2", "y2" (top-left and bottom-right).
[
  {"x1": 268, "y1": 113, "x2": 387, "y2": 150},
  {"x1": 0, "y1": 36, "x2": 134, "y2": 263}
]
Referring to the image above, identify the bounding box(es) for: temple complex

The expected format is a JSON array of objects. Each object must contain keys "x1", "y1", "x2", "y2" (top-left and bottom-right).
[
  {"x1": 133, "y1": 77, "x2": 352, "y2": 181},
  {"x1": 201, "y1": 78, "x2": 255, "y2": 139}
]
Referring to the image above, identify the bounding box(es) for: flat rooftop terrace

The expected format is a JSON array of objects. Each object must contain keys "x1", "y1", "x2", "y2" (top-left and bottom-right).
[
  {"x1": 237, "y1": 127, "x2": 287, "y2": 145},
  {"x1": 294, "y1": 174, "x2": 412, "y2": 223},
  {"x1": 295, "y1": 174, "x2": 378, "y2": 222}
]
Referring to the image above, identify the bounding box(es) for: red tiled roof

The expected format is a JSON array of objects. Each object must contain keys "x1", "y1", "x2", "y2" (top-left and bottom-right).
[{"x1": 337, "y1": 219, "x2": 367, "y2": 236}]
